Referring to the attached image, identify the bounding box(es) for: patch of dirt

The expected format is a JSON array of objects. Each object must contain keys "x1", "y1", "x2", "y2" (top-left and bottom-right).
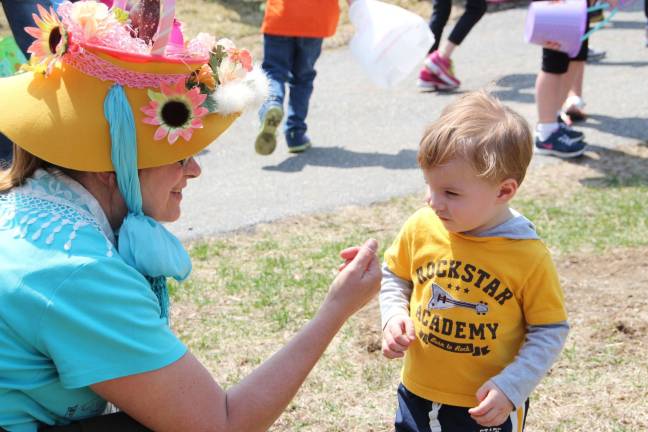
[{"x1": 558, "y1": 246, "x2": 648, "y2": 345}]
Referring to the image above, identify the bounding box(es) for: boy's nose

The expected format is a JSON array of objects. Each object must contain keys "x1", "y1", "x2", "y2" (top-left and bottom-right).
[{"x1": 426, "y1": 192, "x2": 443, "y2": 211}]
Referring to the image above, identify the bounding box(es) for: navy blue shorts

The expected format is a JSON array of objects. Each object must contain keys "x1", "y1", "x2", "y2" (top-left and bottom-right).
[{"x1": 395, "y1": 384, "x2": 529, "y2": 432}]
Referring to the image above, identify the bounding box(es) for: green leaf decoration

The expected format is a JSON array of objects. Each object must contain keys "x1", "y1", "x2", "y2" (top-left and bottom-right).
[
  {"x1": 202, "y1": 93, "x2": 218, "y2": 113},
  {"x1": 113, "y1": 7, "x2": 130, "y2": 24},
  {"x1": 147, "y1": 89, "x2": 165, "y2": 103},
  {"x1": 209, "y1": 45, "x2": 226, "y2": 86}
]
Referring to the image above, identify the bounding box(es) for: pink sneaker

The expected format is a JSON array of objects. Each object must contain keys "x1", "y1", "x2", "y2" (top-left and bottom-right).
[
  {"x1": 424, "y1": 51, "x2": 461, "y2": 88},
  {"x1": 417, "y1": 67, "x2": 457, "y2": 91}
]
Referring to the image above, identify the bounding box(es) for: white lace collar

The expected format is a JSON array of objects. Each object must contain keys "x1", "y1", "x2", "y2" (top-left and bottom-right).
[{"x1": 14, "y1": 169, "x2": 116, "y2": 245}]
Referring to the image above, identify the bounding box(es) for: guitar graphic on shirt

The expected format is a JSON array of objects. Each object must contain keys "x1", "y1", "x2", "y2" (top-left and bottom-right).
[{"x1": 427, "y1": 283, "x2": 489, "y2": 315}]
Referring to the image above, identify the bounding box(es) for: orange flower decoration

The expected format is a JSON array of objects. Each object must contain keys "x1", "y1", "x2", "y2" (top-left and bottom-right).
[{"x1": 191, "y1": 64, "x2": 216, "y2": 92}]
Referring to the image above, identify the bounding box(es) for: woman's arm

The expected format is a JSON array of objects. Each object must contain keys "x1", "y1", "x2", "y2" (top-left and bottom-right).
[{"x1": 91, "y1": 238, "x2": 381, "y2": 432}]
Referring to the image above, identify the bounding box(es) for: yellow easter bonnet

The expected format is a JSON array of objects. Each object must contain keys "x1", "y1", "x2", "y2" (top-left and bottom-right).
[
  {"x1": 0, "y1": 0, "x2": 268, "y2": 171},
  {"x1": 0, "y1": 0, "x2": 269, "y2": 322}
]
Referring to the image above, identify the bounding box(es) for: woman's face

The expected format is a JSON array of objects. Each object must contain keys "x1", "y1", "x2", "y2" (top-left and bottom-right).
[{"x1": 139, "y1": 156, "x2": 201, "y2": 222}]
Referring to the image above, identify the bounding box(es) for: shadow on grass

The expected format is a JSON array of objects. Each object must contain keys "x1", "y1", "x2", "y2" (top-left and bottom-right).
[
  {"x1": 262, "y1": 147, "x2": 418, "y2": 173},
  {"x1": 570, "y1": 143, "x2": 648, "y2": 188},
  {"x1": 579, "y1": 114, "x2": 648, "y2": 141},
  {"x1": 206, "y1": 0, "x2": 264, "y2": 27}
]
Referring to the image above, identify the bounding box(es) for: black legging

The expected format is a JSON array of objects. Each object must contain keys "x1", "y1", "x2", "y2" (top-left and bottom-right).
[{"x1": 428, "y1": 0, "x2": 487, "y2": 53}]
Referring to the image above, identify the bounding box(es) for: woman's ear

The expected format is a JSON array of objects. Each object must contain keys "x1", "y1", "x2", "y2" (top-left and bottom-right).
[{"x1": 496, "y1": 178, "x2": 518, "y2": 203}]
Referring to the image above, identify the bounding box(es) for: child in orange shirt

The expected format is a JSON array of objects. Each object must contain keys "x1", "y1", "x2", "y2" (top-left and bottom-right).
[{"x1": 255, "y1": 0, "x2": 340, "y2": 155}]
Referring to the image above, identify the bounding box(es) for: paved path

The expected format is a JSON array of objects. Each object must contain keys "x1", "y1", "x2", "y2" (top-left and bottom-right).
[{"x1": 169, "y1": 3, "x2": 648, "y2": 240}]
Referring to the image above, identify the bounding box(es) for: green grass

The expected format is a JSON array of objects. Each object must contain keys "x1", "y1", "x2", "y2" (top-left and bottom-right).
[
  {"x1": 168, "y1": 172, "x2": 648, "y2": 431},
  {"x1": 515, "y1": 178, "x2": 648, "y2": 253}
]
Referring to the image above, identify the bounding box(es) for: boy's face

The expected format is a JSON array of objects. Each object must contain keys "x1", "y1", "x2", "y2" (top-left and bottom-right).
[{"x1": 423, "y1": 158, "x2": 516, "y2": 235}]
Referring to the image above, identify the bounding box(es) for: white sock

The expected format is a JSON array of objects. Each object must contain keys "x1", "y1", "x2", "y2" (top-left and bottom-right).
[
  {"x1": 536, "y1": 123, "x2": 559, "y2": 141},
  {"x1": 564, "y1": 95, "x2": 585, "y2": 110}
]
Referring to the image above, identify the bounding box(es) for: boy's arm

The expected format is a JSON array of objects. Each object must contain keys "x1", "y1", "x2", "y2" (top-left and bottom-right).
[
  {"x1": 380, "y1": 263, "x2": 413, "y2": 328},
  {"x1": 489, "y1": 322, "x2": 569, "y2": 408}
]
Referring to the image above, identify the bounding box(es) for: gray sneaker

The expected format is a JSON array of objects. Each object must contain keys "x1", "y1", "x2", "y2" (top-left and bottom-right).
[
  {"x1": 255, "y1": 106, "x2": 284, "y2": 155},
  {"x1": 586, "y1": 47, "x2": 606, "y2": 62}
]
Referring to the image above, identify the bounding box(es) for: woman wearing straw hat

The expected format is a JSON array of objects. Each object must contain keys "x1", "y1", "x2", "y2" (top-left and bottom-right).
[{"x1": 0, "y1": 1, "x2": 381, "y2": 431}]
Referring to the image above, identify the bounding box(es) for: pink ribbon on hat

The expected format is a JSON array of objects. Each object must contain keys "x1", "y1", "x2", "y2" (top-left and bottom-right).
[{"x1": 151, "y1": 0, "x2": 175, "y2": 55}]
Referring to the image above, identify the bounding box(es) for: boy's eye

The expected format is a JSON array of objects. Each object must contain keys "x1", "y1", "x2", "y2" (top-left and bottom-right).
[{"x1": 445, "y1": 191, "x2": 458, "y2": 197}]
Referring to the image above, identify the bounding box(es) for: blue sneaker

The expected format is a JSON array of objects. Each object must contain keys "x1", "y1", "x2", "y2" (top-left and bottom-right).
[
  {"x1": 255, "y1": 105, "x2": 284, "y2": 155},
  {"x1": 286, "y1": 130, "x2": 312, "y2": 154},
  {"x1": 287, "y1": 140, "x2": 311, "y2": 154},
  {"x1": 557, "y1": 115, "x2": 584, "y2": 141},
  {"x1": 535, "y1": 129, "x2": 586, "y2": 158}
]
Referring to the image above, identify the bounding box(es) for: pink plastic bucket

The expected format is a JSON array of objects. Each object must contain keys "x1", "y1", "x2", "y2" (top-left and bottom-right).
[{"x1": 524, "y1": 0, "x2": 587, "y2": 57}]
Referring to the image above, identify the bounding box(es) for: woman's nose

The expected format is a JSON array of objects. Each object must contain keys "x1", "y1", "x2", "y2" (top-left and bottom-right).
[{"x1": 185, "y1": 156, "x2": 202, "y2": 178}]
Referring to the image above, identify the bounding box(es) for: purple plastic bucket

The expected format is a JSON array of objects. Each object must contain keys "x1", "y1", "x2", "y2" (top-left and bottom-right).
[{"x1": 524, "y1": 0, "x2": 587, "y2": 57}]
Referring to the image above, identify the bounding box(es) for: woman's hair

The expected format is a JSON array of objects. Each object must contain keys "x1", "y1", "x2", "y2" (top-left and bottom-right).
[
  {"x1": 0, "y1": 145, "x2": 49, "y2": 193},
  {"x1": 417, "y1": 90, "x2": 533, "y2": 185}
]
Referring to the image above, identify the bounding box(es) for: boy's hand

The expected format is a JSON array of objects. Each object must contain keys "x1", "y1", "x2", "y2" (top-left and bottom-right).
[
  {"x1": 468, "y1": 381, "x2": 514, "y2": 427},
  {"x1": 382, "y1": 315, "x2": 416, "y2": 359}
]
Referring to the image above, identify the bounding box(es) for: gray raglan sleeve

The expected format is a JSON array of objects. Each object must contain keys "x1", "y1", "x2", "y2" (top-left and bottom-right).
[
  {"x1": 490, "y1": 322, "x2": 569, "y2": 408},
  {"x1": 380, "y1": 263, "x2": 413, "y2": 329}
]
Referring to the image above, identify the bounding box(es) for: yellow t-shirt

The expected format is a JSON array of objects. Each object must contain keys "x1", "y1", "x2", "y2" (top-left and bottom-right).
[{"x1": 384, "y1": 207, "x2": 567, "y2": 407}]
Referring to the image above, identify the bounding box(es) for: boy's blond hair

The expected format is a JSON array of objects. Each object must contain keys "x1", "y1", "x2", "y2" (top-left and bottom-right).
[{"x1": 417, "y1": 90, "x2": 533, "y2": 185}]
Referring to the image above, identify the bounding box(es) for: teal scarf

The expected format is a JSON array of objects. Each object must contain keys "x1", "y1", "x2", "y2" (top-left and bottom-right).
[{"x1": 104, "y1": 84, "x2": 191, "y2": 323}]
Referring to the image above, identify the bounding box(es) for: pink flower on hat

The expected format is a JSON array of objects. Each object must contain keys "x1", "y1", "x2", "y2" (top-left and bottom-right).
[
  {"x1": 226, "y1": 48, "x2": 252, "y2": 72},
  {"x1": 24, "y1": 4, "x2": 69, "y2": 75},
  {"x1": 141, "y1": 79, "x2": 209, "y2": 144}
]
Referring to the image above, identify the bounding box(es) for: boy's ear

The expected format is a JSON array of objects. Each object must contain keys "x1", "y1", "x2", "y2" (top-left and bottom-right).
[{"x1": 496, "y1": 178, "x2": 518, "y2": 202}]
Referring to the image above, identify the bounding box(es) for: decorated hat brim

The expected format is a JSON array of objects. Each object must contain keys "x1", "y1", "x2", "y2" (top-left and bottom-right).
[{"x1": 0, "y1": 45, "x2": 238, "y2": 172}]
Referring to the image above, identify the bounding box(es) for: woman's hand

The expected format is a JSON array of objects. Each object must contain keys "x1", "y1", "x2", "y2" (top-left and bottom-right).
[{"x1": 324, "y1": 239, "x2": 381, "y2": 320}]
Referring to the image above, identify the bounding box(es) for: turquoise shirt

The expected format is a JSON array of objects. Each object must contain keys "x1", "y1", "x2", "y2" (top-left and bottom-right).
[{"x1": 0, "y1": 170, "x2": 187, "y2": 432}]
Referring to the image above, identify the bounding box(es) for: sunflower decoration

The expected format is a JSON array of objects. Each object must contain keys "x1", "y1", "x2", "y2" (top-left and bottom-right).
[
  {"x1": 24, "y1": 4, "x2": 69, "y2": 76},
  {"x1": 141, "y1": 79, "x2": 209, "y2": 144}
]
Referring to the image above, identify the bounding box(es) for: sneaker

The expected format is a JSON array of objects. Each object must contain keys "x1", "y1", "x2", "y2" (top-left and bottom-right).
[
  {"x1": 286, "y1": 130, "x2": 312, "y2": 154},
  {"x1": 417, "y1": 67, "x2": 457, "y2": 91},
  {"x1": 557, "y1": 115, "x2": 584, "y2": 140},
  {"x1": 424, "y1": 51, "x2": 461, "y2": 88},
  {"x1": 561, "y1": 95, "x2": 587, "y2": 123},
  {"x1": 535, "y1": 129, "x2": 586, "y2": 158},
  {"x1": 589, "y1": 8, "x2": 604, "y2": 23},
  {"x1": 287, "y1": 140, "x2": 311, "y2": 154},
  {"x1": 586, "y1": 47, "x2": 606, "y2": 63},
  {"x1": 255, "y1": 105, "x2": 283, "y2": 155}
]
